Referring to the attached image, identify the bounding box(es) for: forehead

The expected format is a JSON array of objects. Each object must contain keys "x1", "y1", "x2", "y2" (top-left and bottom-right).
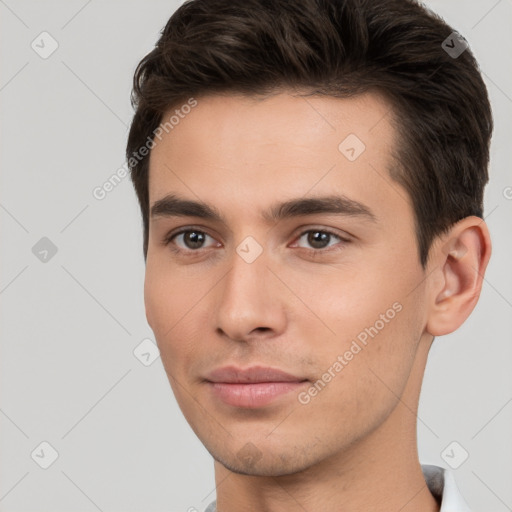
[{"x1": 147, "y1": 91, "x2": 408, "y2": 224}]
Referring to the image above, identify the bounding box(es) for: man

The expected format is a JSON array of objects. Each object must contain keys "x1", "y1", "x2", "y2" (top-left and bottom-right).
[{"x1": 126, "y1": 0, "x2": 493, "y2": 510}]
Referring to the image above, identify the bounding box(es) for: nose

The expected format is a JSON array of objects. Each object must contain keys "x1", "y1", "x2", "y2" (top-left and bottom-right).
[{"x1": 214, "y1": 247, "x2": 287, "y2": 342}]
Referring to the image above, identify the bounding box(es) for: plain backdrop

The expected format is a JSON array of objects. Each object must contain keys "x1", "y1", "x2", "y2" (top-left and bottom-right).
[{"x1": 1, "y1": 1, "x2": 511, "y2": 511}]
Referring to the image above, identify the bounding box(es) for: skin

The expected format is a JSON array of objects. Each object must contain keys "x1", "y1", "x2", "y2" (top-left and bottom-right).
[{"x1": 145, "y1": 90, "x2": 491, "y2": 511}]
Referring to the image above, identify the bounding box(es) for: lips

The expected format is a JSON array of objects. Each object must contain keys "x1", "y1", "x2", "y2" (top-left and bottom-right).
[
  {"x1": 205, "y1": 366, "x2": 308, "y2": 408},
  {"x1": 205, "y1": 365, "x2": 306, "y2": 383}
]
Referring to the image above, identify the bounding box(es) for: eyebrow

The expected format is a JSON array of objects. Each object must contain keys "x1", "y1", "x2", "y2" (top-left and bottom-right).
[{"x1": 150, "y1": 193, "x2": 377, "y2": 224}]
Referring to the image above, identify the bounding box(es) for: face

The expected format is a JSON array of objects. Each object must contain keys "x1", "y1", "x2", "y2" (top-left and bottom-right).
[{"x1": 145, "y1": 91, "x2": 431, "y2": 476}]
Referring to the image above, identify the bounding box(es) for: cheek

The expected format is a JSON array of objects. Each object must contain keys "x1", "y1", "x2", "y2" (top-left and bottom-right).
[
  {"x1": 144, "y1": 255, "x2": 201, "y2": 330},
  {"x1": 286, "y1": 260, "x2": 405, "y2": 339},
  {"x1": 144, "y1": 264, "x2": 172, "y2": 334},
  {"x1": 300, "y1": 300, "x2": 423, "y2": 438},
  {"x1": 144, "y1": 268, "x2": 199, "y2": 409},
  {"x1": 291, "y1": 257, "x2": 425, "y2": 384},
  {"x1": 144, "y1": 264, "x2": 191, "y2": 352},
  {"x1": 144, "y1": 262, "x2": 213, "y2": 371}
]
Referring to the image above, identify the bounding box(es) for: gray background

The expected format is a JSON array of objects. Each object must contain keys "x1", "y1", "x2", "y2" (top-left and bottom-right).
[{"x1": 0, "y1": 0, "x2": 511, "y2": 510}]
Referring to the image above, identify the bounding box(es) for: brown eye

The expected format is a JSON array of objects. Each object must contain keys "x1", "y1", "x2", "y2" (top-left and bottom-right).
[
  {"x1": 295, "y1": 229, "x2": 345, "y2": 251},
  {"x1": 307, "y1": 231, "x2": 332, "y2": 249},
  {"x1": 181, "y1": 231, "x2": 206, "y2": 249},
  {"x1": 167, "y1": 229, "x2": 218, "y2": 251}
]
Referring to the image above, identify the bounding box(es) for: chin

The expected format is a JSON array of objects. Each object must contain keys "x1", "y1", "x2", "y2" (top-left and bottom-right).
[
  {"x1": 216, "y1": 456, "x2": 302, "y2": 477},
  {"x1": 208, "y1": 441, "x2": 319, "y2": 477}
]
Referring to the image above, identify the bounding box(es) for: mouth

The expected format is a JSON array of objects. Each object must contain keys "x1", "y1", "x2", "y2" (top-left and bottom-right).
[{"x1": 204, "y1": 365, "x2": 309, "y2": 408}]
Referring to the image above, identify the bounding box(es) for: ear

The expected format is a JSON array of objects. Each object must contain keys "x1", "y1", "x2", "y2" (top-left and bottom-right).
[{"x1": 426, "y1": 216, "x2": 492, "y2": 337}]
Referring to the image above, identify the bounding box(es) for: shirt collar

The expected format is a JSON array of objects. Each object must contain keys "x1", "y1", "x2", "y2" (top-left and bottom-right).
[{"x1": 422, "y1": 464, "x2": 472, "y2": 511}]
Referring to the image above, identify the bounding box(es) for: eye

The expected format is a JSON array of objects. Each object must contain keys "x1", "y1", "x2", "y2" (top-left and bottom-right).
[
  {"x1": 165, "y1": 229, "x2": 219, "y2": 252},
  {"x1": 292, "y1": 229, "x2": 348, "y2": 251},
  {"x1": 163, "y1": 226, "x2": 349, "y2": 255}
]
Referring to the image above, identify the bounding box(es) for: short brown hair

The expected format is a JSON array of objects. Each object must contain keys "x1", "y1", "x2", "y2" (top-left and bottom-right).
[{"x1": 126, "y1": 0, "x2": 493, "y2": 266}]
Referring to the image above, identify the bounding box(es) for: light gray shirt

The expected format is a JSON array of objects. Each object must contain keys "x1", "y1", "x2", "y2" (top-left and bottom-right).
[{"x1": 202, "y1": 464, "x2": 471, "y2": 511}]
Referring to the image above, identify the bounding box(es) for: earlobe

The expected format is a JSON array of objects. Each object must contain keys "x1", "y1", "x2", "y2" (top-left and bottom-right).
[{"x1": 426, "y1": 217, "x2": 491, "y2": 337}]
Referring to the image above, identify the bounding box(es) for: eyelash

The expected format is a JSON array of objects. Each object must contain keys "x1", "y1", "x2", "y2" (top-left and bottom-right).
[{"x1": 163, "y1": 226, "x2": 350, "y2": 256}]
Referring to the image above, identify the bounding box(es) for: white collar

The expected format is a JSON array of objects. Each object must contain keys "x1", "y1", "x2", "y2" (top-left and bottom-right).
[
  {"x1": 422, "y1": 464, "x2": 472, "y2": 511},
  {"x1": 203, "y1": 464, "x2": 471, "y2": 511}
]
